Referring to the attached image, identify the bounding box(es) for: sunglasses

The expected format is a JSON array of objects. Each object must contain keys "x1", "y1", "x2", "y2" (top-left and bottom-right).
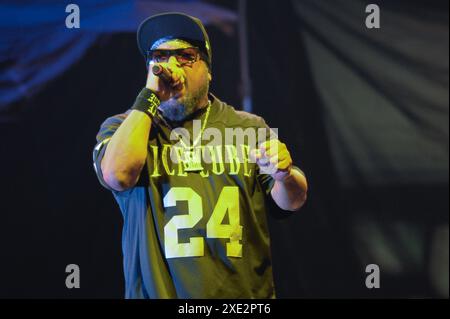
[{"x1": 147, "y1": 47, "x2": 202, "y2": 66}]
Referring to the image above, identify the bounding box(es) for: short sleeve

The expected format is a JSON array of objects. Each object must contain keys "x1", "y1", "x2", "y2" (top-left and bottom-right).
[{"x1": 92, "y1": 113, "x2": 128, "y2": 191}]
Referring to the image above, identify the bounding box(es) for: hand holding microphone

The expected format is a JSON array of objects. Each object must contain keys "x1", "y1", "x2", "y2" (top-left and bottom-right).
[
  {"x1": 146, "y1": 60, "x2": 186, "y2": 99},
  {"x1": 151, "y1": 64, "x2": 173, "y2": 83}
]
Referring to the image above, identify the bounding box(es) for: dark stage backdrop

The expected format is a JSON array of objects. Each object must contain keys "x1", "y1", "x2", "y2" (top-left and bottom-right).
[
  {"x1": 0, "y1": 0, "x2": 448, "y2": 298},
  {"x1": 246, "y1": 0, "x2": 448, "y2": 298}
]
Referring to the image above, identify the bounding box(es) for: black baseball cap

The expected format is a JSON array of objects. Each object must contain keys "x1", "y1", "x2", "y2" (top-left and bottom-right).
[{"x1": 137, "y1": 12, "x2": 212, "y2": 67}]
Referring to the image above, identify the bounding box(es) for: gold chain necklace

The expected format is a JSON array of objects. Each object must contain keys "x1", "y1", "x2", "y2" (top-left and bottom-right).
[
  {"x1": 171, "y1": 100, "x2": 211, "y2": 172},
  {"x1": 173, "y1": 100, "x2": 211, "y2": 149}
]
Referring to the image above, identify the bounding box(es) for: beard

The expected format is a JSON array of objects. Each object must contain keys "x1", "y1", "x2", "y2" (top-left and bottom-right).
[{"x1": 159, "y1": 80, "x2": 209, "y2": 123}]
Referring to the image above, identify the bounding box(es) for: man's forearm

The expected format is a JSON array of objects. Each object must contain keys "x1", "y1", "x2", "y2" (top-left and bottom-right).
[
  {"x1": 101, "y1": 110, "x2": 152, "y2": 191},
  {"x1": 271, "y1": 168, "x2": 308, "y2": 211}
]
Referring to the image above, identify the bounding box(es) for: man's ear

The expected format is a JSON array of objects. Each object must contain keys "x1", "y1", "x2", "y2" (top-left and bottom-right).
[{"x1": 208, "y1": 72, "x2": 212, "y2": 82}]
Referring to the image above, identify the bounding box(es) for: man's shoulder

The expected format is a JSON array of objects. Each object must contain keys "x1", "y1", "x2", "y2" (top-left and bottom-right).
[
  {"x1": 212, "y1": 96, "x2": 268, "y2": 129},
  {"x1": 96, "y1": 110, "x2": 131, "y2": 143},
  {"x1": 101, "y1": 110, "x2": 131, "y2": 126}
]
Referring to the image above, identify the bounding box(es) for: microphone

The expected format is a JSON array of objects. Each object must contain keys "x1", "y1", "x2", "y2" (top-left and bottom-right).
[{"x1": 152, "y1": 64, "x2": 172, "y2": 83}]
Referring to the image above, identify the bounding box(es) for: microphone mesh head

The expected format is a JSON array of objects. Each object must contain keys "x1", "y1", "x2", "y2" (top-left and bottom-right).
[{"x1": 152, "y1": 64, "x2": 163, "y2": 75}]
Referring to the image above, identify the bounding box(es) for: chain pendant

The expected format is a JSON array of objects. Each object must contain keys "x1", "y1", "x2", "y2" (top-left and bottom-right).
[{"x1": 182, "y1": 149, "x2": 203, "y2": 172}]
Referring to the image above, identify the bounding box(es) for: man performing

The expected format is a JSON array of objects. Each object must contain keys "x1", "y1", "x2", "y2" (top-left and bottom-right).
[{"x1": 93, "y1": 12, "x2": 308, "y2": 298}]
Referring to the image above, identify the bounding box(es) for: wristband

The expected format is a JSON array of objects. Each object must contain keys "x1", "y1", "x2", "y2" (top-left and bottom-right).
[{"x1": 131, "y1": 88, "x2": 160, "y2": 118}]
